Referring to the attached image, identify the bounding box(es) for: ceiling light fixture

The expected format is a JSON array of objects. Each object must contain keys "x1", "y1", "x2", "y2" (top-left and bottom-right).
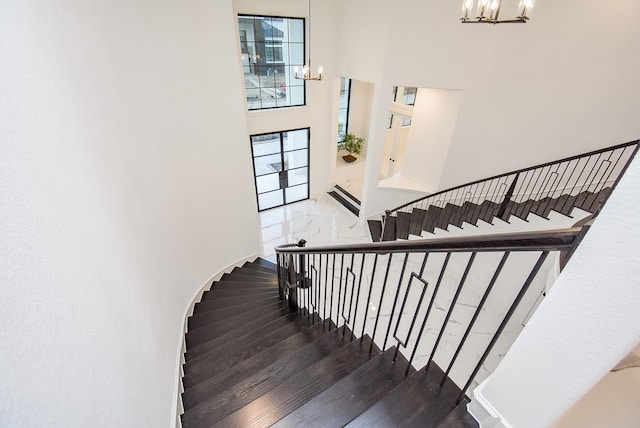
[
  {"x1": 461, "y1": 0, "x2": 535, "y2": 24},
  {"x1": 294, "y1": 0, "x2": 323, "y2": 81}
]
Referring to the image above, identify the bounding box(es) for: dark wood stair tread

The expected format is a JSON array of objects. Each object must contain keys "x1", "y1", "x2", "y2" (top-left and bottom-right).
[
  {"x1": 409, "y1": 208, "x2": 427, "y2": 236},
  {"x1": 251, "y1": 257, "x2": 277, "y2": 270},
  {"x1": 367, "y1": 219, "x2": 382, "y2": 242},
  {"x1": 186, "y1": 304, "x2": 288, "y2": 348},
  {"x1": 182, "y1": 321, "x2": 335, "y2": 408},
  {"x1": 272, "y1": 347, "x2": 413, "y2": 427},
  {"x1": 192, "y1": 291, "x2": 279, "y2": 314},
  {"x1": 187, "y1": 300, "x2": 282, "y2": 330},
  {"x1": 212, "y1": 335, "x2": 379, "y2": 428},
  {"x1": 345, "y1": 362, "x2": 464, "y2": 428},
  {"x1": 201, "y1": 286, "x2": 277, "y2": 300},
  {"x1": 219, "y1": 272, "x2": 278, "y2": 283},
  {"x1": 396, "y1": 212, "x2": 411, "y2": 239},
  {"x1": 381, "y1": 215, "x2": 396, "y2": 241},
  {"x1": 187, "y1": 300, "x2": 285, "y2": 333},
  {"x1": 185, "y1": 307, "x2": 295, "y2": 361},
  {"x1": 181, "y1": 329, "x2": 363, "y2": 427},
  {"x1": 437, "y1": 399, "x2": 478, "y2": 428},
  {"x1": 241, "y1": 262, "x2": 277, "y2": 275}
]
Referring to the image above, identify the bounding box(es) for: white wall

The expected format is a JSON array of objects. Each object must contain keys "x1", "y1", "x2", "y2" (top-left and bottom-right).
[
  {"x1": 0, "y1": 1, "x2": 260, "y2": 426},
  {"x1": 475, "y1": 154, "x2": 640, "y2": 428},
  {"x1": 401, "y1": 88, "x2": 463, "y2": 192},
  {"x1": 331, "y1": 0, "x2": 640, "y2": 218}
]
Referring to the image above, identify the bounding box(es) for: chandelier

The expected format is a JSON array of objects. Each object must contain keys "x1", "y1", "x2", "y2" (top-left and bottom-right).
[
  {"x1": 294, "y1": 0, "x2": 323, "y2": 81},
  {"x1": 461, "y1": 0, "x2": 535, "y2": 24}
]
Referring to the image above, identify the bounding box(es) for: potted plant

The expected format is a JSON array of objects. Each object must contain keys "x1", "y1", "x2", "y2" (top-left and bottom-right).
[{"x1": 338, "y1": 132, "x2": 365, "y2": 163}]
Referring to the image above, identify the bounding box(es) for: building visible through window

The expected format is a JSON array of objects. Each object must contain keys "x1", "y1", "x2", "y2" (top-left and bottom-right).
[{"x1": 238, "y1": 15, "x2": 305, "y2": 110}]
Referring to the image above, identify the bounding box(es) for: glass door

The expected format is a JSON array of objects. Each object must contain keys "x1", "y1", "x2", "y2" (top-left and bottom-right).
[{"x1": 251, "y1": 128, "x2": 310, "y2": 211}]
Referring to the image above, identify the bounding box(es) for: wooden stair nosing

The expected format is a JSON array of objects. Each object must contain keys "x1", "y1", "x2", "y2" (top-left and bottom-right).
[
  {"x1": 187, "y1": 300, "x2": 283, "y2": 332},
  {"x1": 328, "y1": 190, "x2": 360, "y2": 216},
  {"x1": 181, "y1": 329, "x2": 364, "y2": 427},
  {"x1": 242, "y1": 261, "x2": 277, "y2": 273},
  {"x1": 201, "y1": 286, "x2": 278, "y2": 301},
  {"x1": 193, "y1": 292, "x2": 279, "y2": 314},
  {"x1": 210, "y1": 280, "x2": 278, "y2": 290},
  {"x1": 271, "y1": 347, "x2": 415, "y2": 428},
  {"x1": 219, "y1": 273, "x2": 278, "y2": 283},
  {"x1": 210, "y1": 335, "x2": 380, "y2": 428},
  {"x1": 183, "y1": 316, "x2": 331, "y2": 388},
  {"x1": 187, "y1": 300, "x2": 283, "y2": 330},
  {"x1": 230, "y1": 266, "x2": 275, "y2": 278},
  {"x1": 186, "y1": 305, "x2": 289, "y2": 349},
  {"x1": 182, "y1": 320, "x2": 336, "y2": 408},
  {"x1": 345, "y1": 362, "x2": 462, "y2": 428},
  {"x1": 436, "y1": 399, "x2": 478, "y2": 428},
  {"x1": 185, "y1": 308, "x2": 297, "y2": 361},
  {"x1": 252, "y1": 257, "x2": 277, "y2": 270},
  {"x1": 185, "y1": 315, "x2": 316, "y2": 381}
]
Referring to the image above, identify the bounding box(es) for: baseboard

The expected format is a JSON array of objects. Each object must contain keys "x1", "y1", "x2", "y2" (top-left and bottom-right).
[
  {"x1": 468, "y1": 378, "x2": 511, "y2": 428},
  {"x1": 171, "y1": 252, "x2": 262, "y2": 428}
]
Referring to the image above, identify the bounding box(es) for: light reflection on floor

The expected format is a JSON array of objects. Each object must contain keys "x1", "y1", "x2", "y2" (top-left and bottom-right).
[{"x1": 258, "y1": 195, "x2": 370, "y2": 261}]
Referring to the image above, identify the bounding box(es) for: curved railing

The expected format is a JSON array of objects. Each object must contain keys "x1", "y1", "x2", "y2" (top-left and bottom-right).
[
  {"x1": 275, "y1": 227, "x2": 584, "y2": 404},
  {"x1": 378, "y1": 140, "x2": 638, "y2": 240}
]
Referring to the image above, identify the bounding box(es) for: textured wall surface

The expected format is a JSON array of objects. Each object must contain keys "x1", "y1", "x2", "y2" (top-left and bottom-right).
[{"x1": 0, "y1": 1, "x2": 259, "y2": 426}]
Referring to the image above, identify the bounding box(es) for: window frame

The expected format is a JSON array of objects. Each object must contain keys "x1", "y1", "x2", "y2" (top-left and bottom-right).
[{"x1": 238, "y1": 13, "x2": 307, "y2": 111}]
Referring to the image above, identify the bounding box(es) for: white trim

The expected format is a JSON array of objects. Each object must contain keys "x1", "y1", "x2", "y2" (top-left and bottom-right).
[
  {"x1": 468, "y1": 378, "x2": 511, "y2": 428},
  {"x1": 170, "y1": 252, "x2": 262, "y2": 428}
]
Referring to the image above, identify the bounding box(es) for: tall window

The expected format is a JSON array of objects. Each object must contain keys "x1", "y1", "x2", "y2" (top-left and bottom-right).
[
  {"x1": 337, "y1": 77, "x2": 351, "y2": 142},
  {"x1": 238, "y1": 15, "x2": 305, "y2": 110}
]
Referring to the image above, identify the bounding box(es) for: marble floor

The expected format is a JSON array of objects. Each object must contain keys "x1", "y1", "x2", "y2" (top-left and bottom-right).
[{"x1": 258, "y1": 195, "x2": 371, "y2": 261}]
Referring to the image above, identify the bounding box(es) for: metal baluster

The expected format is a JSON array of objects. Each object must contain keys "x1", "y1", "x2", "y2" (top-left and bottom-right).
[
  {"x1": 350, "y1": 253, "x2": 367, "y2": 341},
  {"x1": 440, "y1": 252, "x2": 510, "y2": 387},
  {"x1": 403, "y1": 253, "x2": 451, "y2": 375},
  {"x1": 343, "y1": 254, "x2": 356, "y2": 337},
  {"x1": 454, "y1": 251, "x2": 550, "y2": 405},
  {"x1": 383, "y1": 254, "x2": 410, "y2": 351},
  {"x1": 370, "y1": 254, "x2": 394, "y2": 354},
  {"x1": 360, "y1": 254, "x2": 379, "y2": 343},
  {"x1": 558, "y1": 158, "x2": 582, "y2": 214},
  {"x1": 497, "y1": 173, "x2": 519, "y2": 221},
  {"x1": 337, "y1": 254, "x2": 345, "y2": 329},
  {"x1": 425, "y1": 252, "x2": 477, "y2": 375},
  {"x1": 330, "y1": 254, "x2": 336, "y2": 330},
  {"x1": 323, "y1": 254, "x2": 328, "y2": 323}
]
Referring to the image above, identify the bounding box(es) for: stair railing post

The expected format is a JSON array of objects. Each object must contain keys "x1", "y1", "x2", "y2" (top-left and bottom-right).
[
  {"x1": 297, "y1": 239, "x2": 307, "y2": 288},
  {"x1": 286, "y1": 254, "x2": 298, "y2": 311},
  {"x1": 497, "y1": 173, "x2": 520, "y2": 221}
]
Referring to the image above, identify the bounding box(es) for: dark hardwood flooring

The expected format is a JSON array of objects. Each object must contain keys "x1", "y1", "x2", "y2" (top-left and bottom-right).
[{"x1": 180, "y1": 258, "x2": 478, "y2": 428}]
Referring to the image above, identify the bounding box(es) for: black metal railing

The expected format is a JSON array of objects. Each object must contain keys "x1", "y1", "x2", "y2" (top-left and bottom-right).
[
  {"x1": 276, "y1": 228, "x2": 583, "y2": 403},
  {"x1": 380, "y1": 140, "x2": 638, "y2": 240}
]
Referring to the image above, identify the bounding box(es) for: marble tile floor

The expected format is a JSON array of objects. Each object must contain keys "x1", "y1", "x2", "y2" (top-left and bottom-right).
[{"x1": 258, "y1": 195, "x2": 371, "y2": 261}]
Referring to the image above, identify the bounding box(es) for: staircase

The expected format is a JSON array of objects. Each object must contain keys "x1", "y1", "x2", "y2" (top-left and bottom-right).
[
  {"x1": 371, "y1": 187, "x2": 610, "y2": 242},
  {"x1": 368, "y1": 140, "x2": 638, "y2": 242},
  {"x1": 180, "y1": 258, "x2": 478, "y2": 427}
]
